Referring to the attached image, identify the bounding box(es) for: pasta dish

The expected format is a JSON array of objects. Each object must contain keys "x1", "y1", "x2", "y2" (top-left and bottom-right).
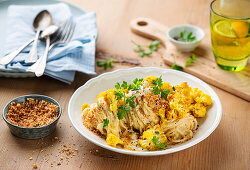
[{"x1": 81, "y1": 76, "x2": 212, "y2": 151}]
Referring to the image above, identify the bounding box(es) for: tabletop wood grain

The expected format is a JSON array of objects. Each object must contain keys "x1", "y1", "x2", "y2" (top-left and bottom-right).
[{"x1": 0, "y1": 0, "x2": 249, "y2": 169}]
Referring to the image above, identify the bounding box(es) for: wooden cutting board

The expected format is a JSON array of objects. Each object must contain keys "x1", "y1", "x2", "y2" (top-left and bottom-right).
[{"x1": 130, "y1": 17, "x2": 250, "y2": 102}]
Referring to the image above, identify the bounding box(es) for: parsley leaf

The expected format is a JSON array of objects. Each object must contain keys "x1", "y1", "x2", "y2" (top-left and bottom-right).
[
  {"x1": 132, "y1": 40, "x2": 160, "y2": 57},
  {"x1": 144, "y1": 50, "x2": 152, "y2": 56},
  {"x1": 97, "y1": 57, "x2": 114, "y2": 70},
  {"x1": 152, "y1": 79, "x2": 157, "y2": 85},
  {"x1": 152, "y1": 86, "x2": 160, "y2": 95},
  {"x1": 129, "y1": 78, "x2": 143, "y2": 91},
  {"x1": 115, "y1": 82, "x2": 121, "y2": 89},
  {"x1": 152, "y1": 136, "x2": 159, "y2": 144},
  {"x1": 172, "y1": 86, "x2": 175, "y2": 91},
  {"x1": 152, "y1": 76, "x2": 169, "y2": 99},
  {"x1": 180, "y1": 30, "x2": 186, "y2": 41},
  {"x1": 171, "y1": 64, "x2": 183, "y2": 71},
  {"x1": 114, "y1": 81, "x2": 137, "y2": 120},
  {"x1": 125, "y1": 106, "x2": 130, "y2": 112},
  {"x1": 187, "y1": 32, "x2": 196, "y2": 42},
  {"x1": 156, "y1": 76, "x2": 163, "y2": 87},
  {"x1": 114, "y1": 91, "x2": 124, "y2": 100},
  {"x1": 176, "y1": 31, "x2": 196, "y2": 42},
  {"x1": 121, "y1": 81, "x2": 128, "y2": 89},
  {"x1": 117, "y1": 110, "x2": 126, "y2": 120},
  {"x1": 185, "y1": 54, "x2": 196, "y2": 67},
  {"x1": 148, "y1": 40, "x2": 160, "y2": 51},
  {"x1": 139, "y1": 52, "x2": 145, "y2": 58},
  {"x1": 103, "y1": 118, "x2": 109, "y2": 128},
  {"x1": 127, "y1": 96, "x2": 135, "y2": 108},
  {"x1": 161, "y1": 89, "x2": 170, "y2": 99},
  {"x1": 152, "y1": 136, "x2": 167, "y2": 150}
]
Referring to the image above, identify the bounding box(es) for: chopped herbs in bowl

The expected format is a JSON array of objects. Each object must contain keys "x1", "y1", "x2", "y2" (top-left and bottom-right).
[
  {"x1": 174, "y1": 31, "x2": 196, "y2": 42},
  {"x1": 167, "y1": 24, "x2": 204, "y2": 52}
]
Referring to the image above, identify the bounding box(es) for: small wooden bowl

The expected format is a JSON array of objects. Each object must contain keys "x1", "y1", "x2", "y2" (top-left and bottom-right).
[{"x1": 2, "y1": 94, "x2": 62, "y2": 139}]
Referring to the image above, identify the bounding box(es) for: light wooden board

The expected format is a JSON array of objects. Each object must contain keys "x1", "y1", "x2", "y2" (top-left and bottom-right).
[
  {"x1": 131, "y1": 17, "x2": 250, "y2": 101},
  {"x1": 0, "y1": 0, "x2": 249, "y2": 170}
]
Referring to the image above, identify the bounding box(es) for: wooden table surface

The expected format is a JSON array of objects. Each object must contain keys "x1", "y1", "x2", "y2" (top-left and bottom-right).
[{"x1": 0, "y1": 0, "x2": 249, "y2": 169}]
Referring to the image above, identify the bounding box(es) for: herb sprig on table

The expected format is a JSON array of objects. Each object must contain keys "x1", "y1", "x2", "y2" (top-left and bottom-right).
[
  {"x1": 97, "y1": 57, "x2": 114, "y2": 70},
  {"x1": 185, "y1": 54, "x2": 196, "y2": 67},
  {"x1": 171, "y1": 54, "x2": 196, "y2": 71},
  {"x1": 132, "y1": 40, "x2": 160, "y2": 58}
]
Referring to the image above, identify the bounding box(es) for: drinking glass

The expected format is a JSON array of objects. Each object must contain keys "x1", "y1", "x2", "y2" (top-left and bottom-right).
[{"x1": 210, "y1": 0, "x2": 250, "y2": 71}]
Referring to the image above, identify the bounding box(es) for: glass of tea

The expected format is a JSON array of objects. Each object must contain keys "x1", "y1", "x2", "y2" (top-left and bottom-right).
[{"x1": 210, "y1": 0, "x2": 250, "y2": 71}]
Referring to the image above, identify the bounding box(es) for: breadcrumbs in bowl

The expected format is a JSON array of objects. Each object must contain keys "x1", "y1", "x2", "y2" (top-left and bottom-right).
[
  {"x1": 2, "y1": 95, "x2": 62, "y2": 139},
  {"x1": 7, "y1": 98, "x2": 59, "y2": 128}
]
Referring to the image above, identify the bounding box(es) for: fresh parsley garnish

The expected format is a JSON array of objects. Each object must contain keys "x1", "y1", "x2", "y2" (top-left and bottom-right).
[
  {"x1": 152, "y1": 86, "x2": 160, "y2": 95},
  {"x1": 128, "y1": 78, "x2": 143, "y2": 91},
  {"x1": 175, "y1": 31, "x2": 196, "y2": 42},
  {"x1": 121, "y1": 81, "x2": 128, "y2": 89},
  {"x1": 115, "y1": 82, "x2": 121, "y2": 89},
  {"x1": 114, "y1": 90, "x2": 124, "y2": 100},
  {"x1": 155, "y1": 131, "x2": 159, "y2": 135},
  {"x1": 185, "y1": 54, "x2": 196, "y2": 67},
  {"x1": 132, "y1": 40, "x2": 160, "y2": 57},
  {"x1": 152, "y1": 136, "x2": 159, "y2": 144},
  {"x1": 114, "y1": 84, "x2": 136, "y2": 120},
  {"x1": 172, "y1": 86, "x2": 175, "y2": 91},
  {"x1": 103, "y1": 118, "x2": 109, "y2": 128},
  {"x1": 152, "y1": 136, "x2": 167, "y2": 150},
  {"x1": 151, "y1": 76, "x2": 170, "y2": 99},
  {"x1": 97, "y1": 57, "x2": 114, "y2": 70},
  {"x1": 161, "y1": 89, "x2": 170, "y2": 99},
  {"x1": 127, "y1": 96, "x2": 135, "y2": 108},
  {"x1": 152, "y1": 76, "x2": 163, "y2": 87},
  {"x1": 171, "y1": 64, "x2": 183, "y2": 71}
]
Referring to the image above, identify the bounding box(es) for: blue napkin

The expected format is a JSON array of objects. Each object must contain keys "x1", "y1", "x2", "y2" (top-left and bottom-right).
[{"x1": 3, "y1": 3, "x2": 97, "y2": 83}]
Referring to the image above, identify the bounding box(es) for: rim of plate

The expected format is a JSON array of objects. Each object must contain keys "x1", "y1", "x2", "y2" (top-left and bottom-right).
[{"x1": 68, "y1": 67, "x2": 222, "y2": 156}]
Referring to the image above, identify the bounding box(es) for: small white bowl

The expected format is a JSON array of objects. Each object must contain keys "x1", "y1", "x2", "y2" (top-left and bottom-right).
[
  {"x1": 167, "y1": 24, "x2": 205, "y2": 52},
  {"x1": 68, "y1": 67, "x2": 222, "y2": 156}
]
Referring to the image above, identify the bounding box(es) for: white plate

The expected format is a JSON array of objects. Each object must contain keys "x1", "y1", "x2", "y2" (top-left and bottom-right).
[
  {"x1": 0, "y1": 0, "x2": 86, "y2": 78},
  {"x1": 68, "y1": 67, "x2": 222, "y2": 156}
]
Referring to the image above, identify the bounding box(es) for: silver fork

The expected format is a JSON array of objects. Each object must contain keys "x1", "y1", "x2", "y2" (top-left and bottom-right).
[{"x1": 27, "y1": 18, "x2": 75, "y2": 77}]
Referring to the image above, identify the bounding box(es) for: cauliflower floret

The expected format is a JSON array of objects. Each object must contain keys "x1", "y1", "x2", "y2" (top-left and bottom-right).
[
  {"x1": 139, "y1": 125, "x2": 167, "y2": 151},
  {"x1": 82, "y1": 103, "x2": 89, "y2": 111},
  {"x1": 192, "y1": 103, "x2": 207, "y2": 117},
  {"x1": 97, "y1": 89, "x2": 118, "y2": 111},
  {"x1": 192, "y1": 88, "x2": 212, "y2": 106},
  {"x1": 106, "y1": 133, "x2": 123, "y2": 147},
  {"x1": 195, "y1": 94, "x2": 212, "y2": 106},
  {"x1": 161, "y1": 82, "x2": 171, "y2": 91},
  {"x1": 143, "y1": 76, "x2": 158, "y2": 87}
]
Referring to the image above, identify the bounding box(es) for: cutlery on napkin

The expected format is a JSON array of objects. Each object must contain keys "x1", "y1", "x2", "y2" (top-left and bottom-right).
[{"x1": 2, "y1": 3, "x2": 97, "y2": 84}]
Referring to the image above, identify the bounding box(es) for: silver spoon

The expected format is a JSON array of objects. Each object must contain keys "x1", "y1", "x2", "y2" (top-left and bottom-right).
[
  {"x1": 27, "y1": 25, "x2": 59, "y2": 76},
  {"x1": 0, "y1": 11, "x2": 52, "y2": 65},
  {"x1": 25, "y1": 10, "x2": 52, "y2": 63}
]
